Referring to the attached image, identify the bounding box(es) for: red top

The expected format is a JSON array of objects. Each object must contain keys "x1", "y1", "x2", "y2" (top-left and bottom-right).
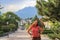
[
  {"x1": 31, "y1": 26, "x2": 40, "y2": 37},
  {"x1": 27, "y1": 20, "x2": 43, "y2": 37}
]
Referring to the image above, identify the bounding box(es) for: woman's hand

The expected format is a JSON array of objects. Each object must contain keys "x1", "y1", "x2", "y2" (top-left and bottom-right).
[{"x1": 39, "y1": 27, "x2": 44, "y2": 34}]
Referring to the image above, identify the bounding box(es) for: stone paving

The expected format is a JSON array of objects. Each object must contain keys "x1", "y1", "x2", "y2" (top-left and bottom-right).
[{"x1": 0, "y1": 27, "x2": 51, "y2": 40}]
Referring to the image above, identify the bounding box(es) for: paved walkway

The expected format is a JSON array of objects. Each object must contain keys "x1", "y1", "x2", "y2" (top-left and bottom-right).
[{"x1": 0, "y1": 27, "x2": 51, "y2": 40}]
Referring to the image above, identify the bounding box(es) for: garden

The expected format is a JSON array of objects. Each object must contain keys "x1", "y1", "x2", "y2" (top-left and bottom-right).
[{"x1": 0, "y1": 12, "x2": 20, "y2": 36}]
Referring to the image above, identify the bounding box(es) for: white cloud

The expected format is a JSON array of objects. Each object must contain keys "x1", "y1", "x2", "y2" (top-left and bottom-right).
[
  {"x1": 3, "y1": 4, "x2": 25, "y2": 12},
  {"x1": 24, "y1": 0, "x2": 36, "y2": 7},
  {"x1": 3, "y1": 0, "x2": 36, "y2": 12}
]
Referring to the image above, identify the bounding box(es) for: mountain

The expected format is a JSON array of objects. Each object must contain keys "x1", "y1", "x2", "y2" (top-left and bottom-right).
[{"x1": 16, "y1": 7, "x2": 37, "y2": 19}]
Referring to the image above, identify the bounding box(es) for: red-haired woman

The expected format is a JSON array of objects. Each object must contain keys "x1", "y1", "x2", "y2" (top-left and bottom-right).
[{"x1": 27, "y1": 20, "x2": 44, "y2": 40}]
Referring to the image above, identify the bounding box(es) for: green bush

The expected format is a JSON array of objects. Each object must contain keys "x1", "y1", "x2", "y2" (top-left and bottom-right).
[
  {"x1": 0, "y1": 11, "x2": 20, "y2": 36},
  {"x1": 0, "y1": 24, "x2": 17, "y2": 33},
  {"x1": 48, "y1": 34, "x2": 57, "y2": 39},
  {"x1": 48, "y1": 33, "x2": 60, "y2": 40},
  {"x1": 0, "y1": 31, "x2": 4, "y2": 34},
  {"x1": 57, "y1": 33, "x2": 60, "y2": 39},
  {"x1": 43, "y1": 29, "x2": 54, "y2": 34},
  {"x1": 0, "y1": 31, "x2": 5, "y2": 36},
  {"x1": 25, "y1": 24, "x2": 30, "y2": 29},
  {"x1": 1, "y1": 25, "x2": 10, "y2": 32},
  {"x1": 8, "y1": 24, "x2": 16, "y2": 31}
]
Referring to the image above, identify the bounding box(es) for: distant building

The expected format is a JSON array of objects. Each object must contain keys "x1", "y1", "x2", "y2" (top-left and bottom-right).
[{"x1": 18, "y1": 19, "x2": 32, "y2": 30}]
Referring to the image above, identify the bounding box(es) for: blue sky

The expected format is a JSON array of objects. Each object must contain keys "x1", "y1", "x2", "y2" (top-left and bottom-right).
[
  {"x1": 0, "y1": 0, "x2": 36, "y2": 12},
  {"x1": 0, "y1": 0, "x2": 42, "y2": 19}
]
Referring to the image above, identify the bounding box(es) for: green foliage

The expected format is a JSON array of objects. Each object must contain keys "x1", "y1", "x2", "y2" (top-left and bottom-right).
[
  {"x1": 2, "y1": 12, "x2": 20, "y2": 22},
  {"x1": 48, "y1": 33, "x2": 60, "y2": 39},
  {"x1": 51, "y1": 21, "x2": 60, "y2": 33},
  {"x1": 36, "y1": 0, "x2": 60, "y2": 39},
  {"x1": 0, "y1": 31, "x2": 4, "y2": 35},
  {"x1": 0, "y1": 11, "x2": 20, "y2": 36},
  {"x1": 1, "y1": 25, "x2": 10, "y2": 32},
  {"x1": 8, "y1": 24, "x2": 16, "y2": 31},
  {"x1": 43, "y1": 29, "x2": 54, "y2": 34},
  {"x1": 47, "y1": 21, "x2": 60, "y2": 39},
  {"x1": 36, "y1": 0, "x2": 60, "y2": 22},
  {"x1": 25, "y1": 24, "x2": 30, "y2": 29}
]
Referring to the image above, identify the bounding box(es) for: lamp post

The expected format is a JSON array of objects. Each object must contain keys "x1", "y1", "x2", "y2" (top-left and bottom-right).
[{"x1": 7, "y1": 22, "x2": 10, "y2": 40}]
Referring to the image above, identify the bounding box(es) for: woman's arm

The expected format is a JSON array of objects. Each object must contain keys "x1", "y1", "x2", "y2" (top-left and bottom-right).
[
  {"x1": 39, "y1": 27, "x2": 44, "y2": 34},
  {"x1": 27, "y1": 26, "x2": 32, "y2": 35},
  {"x1": 27, "y1": 20, "x2": 37, "y2": 35}
]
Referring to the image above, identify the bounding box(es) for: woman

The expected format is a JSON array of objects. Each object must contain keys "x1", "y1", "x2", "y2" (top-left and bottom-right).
[{"x1": 27, "y1": 20, "x2": 44, "y2": 40}]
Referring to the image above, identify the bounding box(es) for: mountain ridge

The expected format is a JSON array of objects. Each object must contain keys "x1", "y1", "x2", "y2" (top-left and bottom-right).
[{"x1": 16, "y1": 7, "x2": 37, "y2": 19}]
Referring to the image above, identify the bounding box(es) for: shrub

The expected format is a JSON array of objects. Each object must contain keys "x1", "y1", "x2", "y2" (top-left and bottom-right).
[
  {"x1": 1, "y1": 25, "x2": 10, "y2": 32},
  {"x1": 43, "y1": 29, "x2": 54, "y2": 34},
  {"x1": 48, "y1": 33, "x2": 60, "y2": 40},
  {"x1": 25, "y1": 24, "x2": 30, "y2": 29},
  {"x1": 8, "y1": 24, "x2": 16, "y2": 31}
]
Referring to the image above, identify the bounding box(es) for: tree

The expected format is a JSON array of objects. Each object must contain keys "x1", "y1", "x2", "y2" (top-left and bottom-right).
[
  {"x1": 36, "y1": 0, "x2": 60, "y2": 39},
  {"x1": 2, "y1": 12, "x2": 20, "y2": 24},
  {"x1": 0, "y1": 5, "x2": 4, "y2": 25},
  {"x1": 36, "y1": 0, "x2": 60, "y2": 22},
  {"x1": 0, "y1": 12, "x2": 21, "y2": 35}
]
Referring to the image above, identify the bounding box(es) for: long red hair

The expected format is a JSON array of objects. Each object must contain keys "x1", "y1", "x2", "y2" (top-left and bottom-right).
[{"x1": 30, "y1": 20, "x2": 38, "y2": 28}]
